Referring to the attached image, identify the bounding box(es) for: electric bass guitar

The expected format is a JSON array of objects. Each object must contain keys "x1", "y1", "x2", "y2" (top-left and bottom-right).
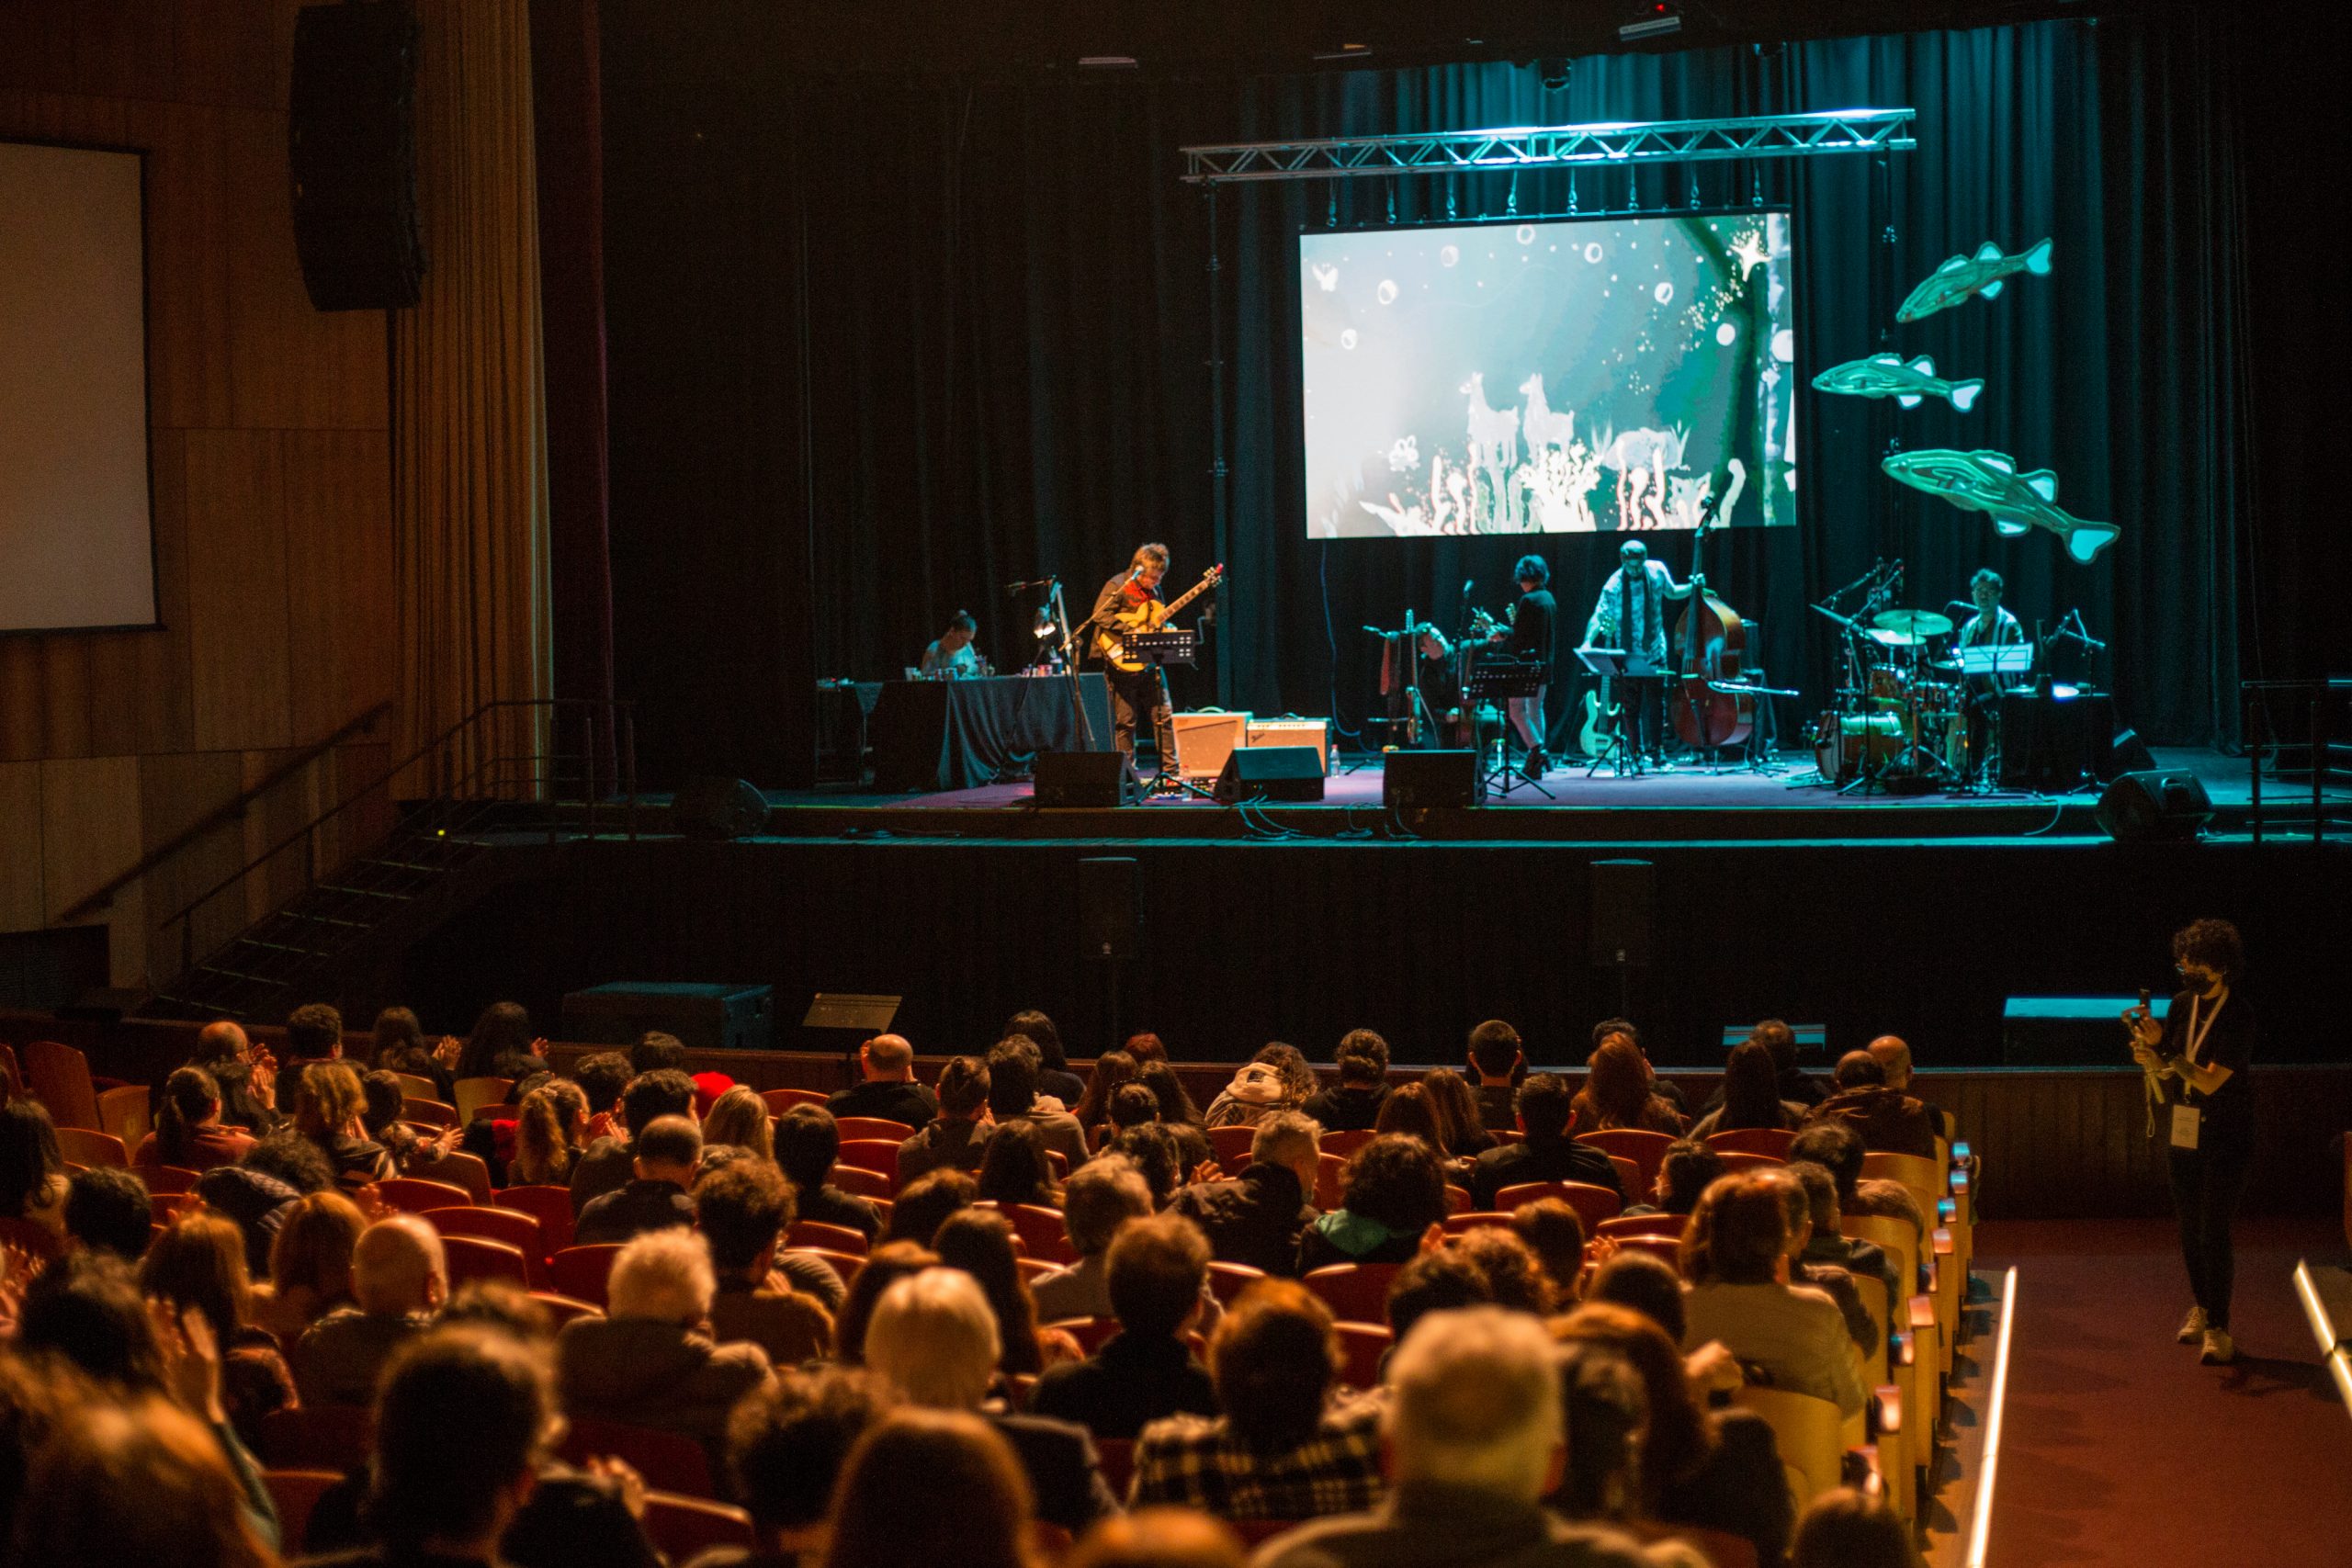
[
  {"x1": 1577, "y1": 678, "x2": 1618, "y2": 758},
  {"x1": 1095, "y1": 564, "x2": 1225, "y2": 673}
]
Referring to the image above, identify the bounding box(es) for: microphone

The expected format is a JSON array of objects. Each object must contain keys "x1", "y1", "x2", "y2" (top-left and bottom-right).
[
  {"x1": 1464, "y1": 580, "x2": 1475, "y2": 598},
  {"x1": 1363, "y1": 626, "x2": 1389, "y2": 637},
  {"x1": 1003, "y1": 577, "x2": 1056, "y2": 595}
]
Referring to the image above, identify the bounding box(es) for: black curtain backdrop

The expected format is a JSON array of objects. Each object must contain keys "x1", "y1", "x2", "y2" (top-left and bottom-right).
[{"x1": 600, "y1": 6, "x2": 2335, "y2": 787}]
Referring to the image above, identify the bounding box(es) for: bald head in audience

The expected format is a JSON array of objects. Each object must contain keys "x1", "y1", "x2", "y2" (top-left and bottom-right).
[
  {"x1": 860, "y1": 1034, "x2": 916, "y2": 1081},
  {"x1": 632, "y1": 1115, "x2": 704, "y2": 1185},
  {"x1": 1867, "y1": 1035, "x2": 1914, "y2": 1090},
  {"x1": 195, "y1": 1020, "x2": 249, "y2": 1060},
  {"x1": 353, "y1": 1214, "x2": 447, "y2": 1315}
]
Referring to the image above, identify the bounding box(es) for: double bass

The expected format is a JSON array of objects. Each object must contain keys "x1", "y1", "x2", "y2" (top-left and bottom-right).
[{"x1": 1668, "y1": 498, "x2": 1755, "y2": 751}]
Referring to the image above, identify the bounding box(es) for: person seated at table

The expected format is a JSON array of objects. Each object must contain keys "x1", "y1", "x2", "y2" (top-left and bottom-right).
[{"x1": 922, "y1": 611, "x2": 985, "y2": 678}]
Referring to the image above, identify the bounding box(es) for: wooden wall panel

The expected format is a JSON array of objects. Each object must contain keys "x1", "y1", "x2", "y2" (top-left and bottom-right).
[
  {"x1": 38, "y1": 757, "x2": 144, "y2": 984},
  {"x1": 68, "y1": 0, "x2": 178, "y2": 102},
  {"x1": 0, "y1": 640, "x2": 40, "y2": 762},
  {"x1": 0, "y1": 9, "x2": 75, "y2": 93},
  {"x1": 183, "y1": 431, "x2": 294, "y2": 751},
  {"x1": 0, "y1": 764, "x2": 44, "y2": 932},
  {"x1": 137, "y1": 750, "x2": 249, "y2": 982},
  {"x1": 171, "y1": 0, "x2": 300, "y2": 113},
  {"x1": 284, "y1": 430, "x2": 394, "y2": 739},
  {"x1": 141, "y1": 100, "x2": 237, "y2": 432},
  {"x1": 139, "y1": 428, "x2": 199, "y2": 755}
]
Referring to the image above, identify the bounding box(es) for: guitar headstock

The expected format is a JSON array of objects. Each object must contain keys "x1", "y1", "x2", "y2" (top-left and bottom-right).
[{"x1": 1203, "y1": 563, "x2": 1225, "y2": 587}]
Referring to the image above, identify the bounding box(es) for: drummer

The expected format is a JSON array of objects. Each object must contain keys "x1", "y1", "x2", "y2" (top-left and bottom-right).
[{"x1": 1954, "y1": 569, "x2": 2024, "y2": 776}]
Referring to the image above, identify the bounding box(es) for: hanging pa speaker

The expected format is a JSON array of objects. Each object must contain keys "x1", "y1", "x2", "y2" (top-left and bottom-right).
[
  {"x1": 1589, "y1": 858, "x2": 1656, "y2": 967},
  {"x1": 1214, "y1": 746, "x2": 1326, "y2": 804},
  {"x1": 2095, "y1": 771, "x2": 2213, "y2": 842},
  {"x1": 1077, "y1": 857, "x2": 1139, "y2": 961},
  {"x1": 1034, "y1": 751, "x2": 1142, "y2": 807},
  {"x1": 671, "y1": 777, "x2": 769, "y2": 839},
  {"x1": 1382, "y1": 750, "x2": 1484, "y2": 809},
  {"x1": 288, "y1": 1, "x2": 424, "y2": 310}
]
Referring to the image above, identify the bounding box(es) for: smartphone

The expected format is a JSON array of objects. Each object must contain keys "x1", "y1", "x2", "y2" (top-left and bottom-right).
[{"x1": 2139, "y1": 987, "x2": 2152, "y2": 1011}]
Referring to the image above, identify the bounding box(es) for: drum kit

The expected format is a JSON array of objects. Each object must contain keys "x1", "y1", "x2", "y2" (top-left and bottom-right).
[{"x1": 1810, "y1": 602, "x2": 1973, "y2": 793}]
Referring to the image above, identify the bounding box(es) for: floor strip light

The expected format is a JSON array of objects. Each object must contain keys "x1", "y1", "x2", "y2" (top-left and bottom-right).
[{"x1": 1964, "y1": 1266, "x2": 2020, "y2": 1568}]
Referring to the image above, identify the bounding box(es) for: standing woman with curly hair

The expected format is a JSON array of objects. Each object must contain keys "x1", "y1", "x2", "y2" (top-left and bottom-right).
[{"x1": 2127, "y1": 916, "x2": 2257, "y2": 1365}]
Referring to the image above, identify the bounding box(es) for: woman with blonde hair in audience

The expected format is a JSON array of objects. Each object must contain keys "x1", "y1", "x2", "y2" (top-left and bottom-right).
[
  {"x1": 250, "y1": 1189, "x2": 366, "y2": 1344},
  {"x1": 1072, "y1": 1050, "x2": 1140, "y2": 1132},
  {"x1": 1418, "y1": 1067, "x2": 1497, "y2": 1156},
  {"x1": 933, "y1": 1206, "x2": 1080, "y2": 1376},
  {"x1": 821, "y1": 1406, "x2": 1039, "y2": 1568},
  {"x1": 1553, "y1": 1301, "x2": 1793, "y2": 1568},
  {"x1": 697, "y1": 1084, "x2": 773, "y2": 1163},
  {"x1": 975, "y1": 1118, "x2": 1063, "y2": 1209},
  {"x1": 1571, "y1": 1035, "x2": 1687, "y2": 1135},
  {"x1": 290, "y1": 1061, "x2": 392, "y2": 1189},
  {"x1": 511, "y1": 1077, "x2": 592, "y2": 1187}
]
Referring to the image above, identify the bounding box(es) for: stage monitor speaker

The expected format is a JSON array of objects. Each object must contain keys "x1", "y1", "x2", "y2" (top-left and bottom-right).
[
  {"x1": 1078, "y1": 856, "x2": 1139, "y2": 960},
  {"x1": 1590, "y1": 858, "x2": 1655, "y2": 968},
  {"x1": 289, "y1": 1, "x2": 424, "y2": 310},
  {"x1": 671, "y1": 776, "x2": 768, "y2": 840},
  {"x1": 561, "y1": 981, "x2": 775, "y2": 1054},
  {"x1": 2096, "y1": 770, "x2": 2213, "y2": 841},
  {"x1": 1034, "y1": 750, "x2": 1141, "y2": 807},
  {"x1": 2099, "y1": 727, "x2": 2157, "y2": 782},
  {"x1": 1383, "y1": 750, "x2": 1484, "y2": 809},
  {"x1": 1214, "y1": 746, "x2": 1326, "y2": 804}
]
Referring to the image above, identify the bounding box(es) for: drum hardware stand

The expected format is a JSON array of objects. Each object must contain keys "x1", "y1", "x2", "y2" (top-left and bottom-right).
[
  {"x1": 1576, "y1": 647, "x2": 1644, "y2": 778},
  {"x1": 1468, "y1": 659, "x2": 1554, "y2": 800}
]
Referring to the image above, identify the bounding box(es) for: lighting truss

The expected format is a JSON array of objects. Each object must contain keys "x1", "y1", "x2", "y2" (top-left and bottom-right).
[{"x1": 1179, "y1": 107, "x2": 1914, "y2": 186}]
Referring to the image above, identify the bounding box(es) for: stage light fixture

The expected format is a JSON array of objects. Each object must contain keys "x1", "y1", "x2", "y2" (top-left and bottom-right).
[{"x1": 1620, "y1": 3, "x2": 1683, "y2": 42}]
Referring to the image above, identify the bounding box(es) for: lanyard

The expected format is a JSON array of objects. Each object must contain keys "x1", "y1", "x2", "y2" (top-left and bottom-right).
[{"x1": 2183, "y1": 993, "x2": 2225, "y2": 1068}]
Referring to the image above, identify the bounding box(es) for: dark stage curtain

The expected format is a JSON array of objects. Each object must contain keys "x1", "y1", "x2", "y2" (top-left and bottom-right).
[{"x1": 599, "y1": 6, "x2": 2310, "y2": 784}]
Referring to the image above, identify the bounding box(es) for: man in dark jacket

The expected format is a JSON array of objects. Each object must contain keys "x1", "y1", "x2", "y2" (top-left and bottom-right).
[
  {"x1": 775, "y1": 1104, "x2": 884, "y2": 1242},
  {"x1": 569, "y1": 1069, "x2": 697, "y2": 1213},
  {"x1": 1806, "y1": 1052, "x2": 1938, "y2": 1158},
  {"x1": 1170, "y1": 1111, "x2": 1320, "y2": 1276},
  {"x1": 1465, "y1": 1021, "x2": 1525, "y2": 1134},
  {"x1": 1304, "y1": 1031, "x2": 1394, "y2": 1133},
  {"x1": 1032, "y1": 1213, "x2": 1220, "y2": 1438},
  {"x1": 895, "y1": 1055, "x2": 996, "y2": 1185},
  {"x1": 574, "y1": 1116, "x2": 701, "y2": 1246},
  {"x1": 826, "y1": 1033, "x2": 938, "y2": 1130},
  {"x1": 1468, "y1": 1076, "x2": 1623, "y2": 1210}
]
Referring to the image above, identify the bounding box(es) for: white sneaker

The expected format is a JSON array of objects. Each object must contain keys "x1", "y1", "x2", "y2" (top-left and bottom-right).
[
  {"x1": 2199, "y1": 1327, "x2": 2235, "y2": 1365},
  {"x1": 2177, "y1": 1305, "x2": 2208, "y2": 1343}
]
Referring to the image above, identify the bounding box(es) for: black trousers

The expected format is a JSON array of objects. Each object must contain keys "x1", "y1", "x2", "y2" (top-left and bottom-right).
[
  {"x1": 2166, "y1": 1133, "x2": 2253, "y2": 1328},
  {"x1": 1618, "y1": 675, "x2": 1665, "y2": 759},
  {"x1": 1105, "y1": 665, "x2": 1170, "y2": 761}
]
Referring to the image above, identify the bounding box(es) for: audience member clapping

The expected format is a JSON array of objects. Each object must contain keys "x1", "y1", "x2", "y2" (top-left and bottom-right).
[
  {"x1": 1033, "y1": 1156, "x2": 1154, "y2": 1321},
  {"x1": 1169, "y1": 1110, "x2": 1321, "y2": 1277},
  {"x1": 1679, "y1": 1171, "x2": 1866, "y2": 1417},
  {"x1": 570, "y1": 1068, "x2": 697, "y2": 1213},
  {"x1": 355, "y1": 1325, "x2": 563, "y2": 1562},
  {"x1": 1468, "y1": 1073, "x2": 1624, "y2": 1210},
  {"x1": 695, "y1": 1157, "x2": 834, "y2": 1365},
  {"x1": 292, "y1": 1213, "x2": 446, "y2": 1407},
  {"x1": 188, "y1": 1019, "x2": 283, "y2": 1134},
  {"x1": 139, "y1": 1065, "x2": 259, "y2": 1173},
  {"x1": 141, "y1": 1211, "x2": 295, "y2": 1446},
  {"x1": 1298, "y1": 1134, "x2": 1450, "y2": 1272},
  {"x1": 555, "y1": 1228, "x2": 770, "y2": 1457},
  {"x1": 456, "y1": 999, "x2": 547, "y2": 1083},
  {"x1": 574, "y1": 1114, "x2": 701, "y2": 1247},
  {"x1": 1032, "y1": 1212, "x2": 1219, "y2": 1438},
  {"x1": 291, "y1": 1061, "x2": 394, "y2": 1190},
  {"x1": 513, "y1": 1078, "x2": 592, "y2": 1187}
]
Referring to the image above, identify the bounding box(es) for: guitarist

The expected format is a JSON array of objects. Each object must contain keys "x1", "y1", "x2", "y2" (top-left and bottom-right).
[
  {"x1": 1089, "y1": 542, "x2": 1175, "y2": 763},
  {"x1": 1585, "y1": 538, "x2": 1696, "y2": 768}
]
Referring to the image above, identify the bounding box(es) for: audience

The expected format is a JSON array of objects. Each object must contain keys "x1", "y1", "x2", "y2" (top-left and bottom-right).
[
  {"x1": 1203, "y1": 1043, "x2": 1317, "y2": 1128},
  {"x1": 1297, "y1": 1134, "x2": 1450, "y2": 1272},
  {"x1": 1624, "y1": 1138, "x2": 1724, "y2": 1219},
  {"x1": 860, "y1": 1267, "x2": 1120, "y2": 1532},
  {"x1": 1790, "y1": 1486, "x2": 1925, "y2": 1568},
  {"x1": 718, "y1": 1365, "x2": 897, "y2": 1567},
  {"x1": 1007, "y1": 1009, "x2": 1088, "y2": 1106},
  {"x1": 884, "y1": 1166, "x2": 978, "y2": 1247},
  {"x1": 1509, "y1": 1197, "x2": 1588, "y2": 1302},
  {"x1": 1446, "y1": 1225, "x2": 1552, "y2": 1314},
  {"x1": 1418, "y1": 1068, "x2": 1496, "y2": 1157},
  {"x1": 187, "y1": 1019, "x2": 283, "y2": 1134},
  {"x1": 897, "y1": 1055, "x2": 996, "y2": 1184},
  {"x1": 1385, "y1": 1248, "x2": 1493, "y2": 1346},
  {"x1": 571, "y1": 1050, "x2": 637, "y2": 1143},
  {"x1": 1806, "y1": 1051, "x2": 1939, "y2": 1158},
  {"x1": 936, "y1": 1206, "x2": 1079, "y2": 1376},
  {"x1": 1464, "y1": 1019, "x2": 1526, "y2": 1133},
  {"x1": 1584, "y1": 1251, "x2": 1686, "y2": 1341},
  {"x1": 512, "y1": 1078, "x2": 592, "y2": 1187},
  {"x1": 831, "y1": 1241, "x2": 939, "y2": 1365},
  {"x1": 1170, "y1": 1110, "x2": 1320, "y2": 1277},
  {"x1": 64, "y1": 1165, "x2": 153, "y2": 1261},
  {"x1": 1592, "y1": 1020, "x2": 1687, "y2": 1117},
  {"x1": 696, "y1": 1158, "x2": 835, "y2": 1365},
  {"x1": 1034, "y1": 1156, "x2": 1156, "y2": 1321},
  {"x1": 0, "y1": 1099, "x2": 66, "y2": 1239},
  {"x1": 1123, "y1": 1032, "x2": 1170, "y2": 1067},
  {"x1": 1135, "y1": 1063, "x2": 1212, "y2": 1168},
  {"x1": 1468, "y1": 1074, "x2": 1623, "y2": 1210},
  {"x1": 1105, "y1": 1123, "x2": 1186, "y2": 1210},
  {"x1": 455, "y1": 999, "x2": 545, "y2": 1083},
  {"x1": 291, "y1": 1213, "x2": 446, "y2": 1406},
  {"x1": 976, "y1": 1117, "x2": 1065, "y2": 1209},
  {"x1": 574, "y1": 1114, "x2": 702, "y2": 1247},
  {"x1": 989, "y1": 1037, "x2": 1090, "y2": 1167},
  {"x1": 569, "y1": 1068, "x2": 697, "y2": 1212},
  {"x1": 1690, "y1": 1039, "x2": 1807, "y2": 1138},
  {"x1": 1548, "y1": 1334, "x2": 1648, "y2": 1529},
  {"x1": 556, "y1": 1228, "x2": 772, "y2": 1455},
  {"x1": 291, "y1": 1061, "x2": 394, "y2": 1190},
  {"x1": 1790, "y1": 1159, "x2": 1901, "y2": 1310},
  {"x1": 283, "y1": 1001, "x2": 348, "y2": 1067},
  {"x1": 826, "y1": 1032, "x2": 937, "y2": 1129},
  {"x1": 1772, "y1": 1169, "x2": 1876, "y2": 1358},
  {"x1": 1372, "y1": 1082, "x2": 1450, "y2": 1156},
  {"x1": 250, "y1": 1188, "x2": 366, "y2": 1342},
  {"x1": 11, "y1": 1389, "x2": 278, "y2": 1568},
  {"x1": 1303, "y1": 1031, "x2": 1394, "y2": 1132},
  {"x1": 820, "y1": 1406, "x2": 1041, "y2": 1568},
  {"x1": 1107, "y1": 1081, "x2": 1163, "y2": 1140},
  {"x1": 1256, "y1": 1307, "x2": 1659, "y2": 1568},
  {"x1": 1068, "y1": 1509, "x2": 1248, "y2": 1568},
  {"x1": 1571, "y1": 1037, "x2": 1686, "y2": 1135},
  {"x1": 1075, "y1": 1050, "x2": 1143, "y2": 1131},
  {"x1": 1679, "y1": 1170, "x2": 1867, "y2": 1417},
  {"x1": 138, "y1": 1066, "x2": 260, "y2": 1173},
  {"x1": 1131, "y1": 1279, "x2": 1384, "y2": 1521},
  {"x1": 370, "y1": 1004, "x2": 454, "y2": 1098},
  {"x1": 1032, "y1": 1213, "x2": 1220, "y2": 1438},
  {"x1": 775, "y1": 1105, "x2": 884, "y2": 1243},
  {"x1": 1866, "y1": 1034, "x2": 1953, "y2": 1144}
]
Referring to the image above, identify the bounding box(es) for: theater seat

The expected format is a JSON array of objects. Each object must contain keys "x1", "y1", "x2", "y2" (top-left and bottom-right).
[
  {"x1": 1206, "y1": 1261, "x2": 1268, "y2": 1306},
  {"x1": 1595, "y1": 1213, "x2": 1687, "y2": 1240},
  {"x1": 492, "y1": 1186, "x2": 575, "y2": 1254},
  {"x1": 439, "y1": 1234, "x2": 534, "y2": 1291},
  {"x1": 264, "y1": 1471, "x2": 345, "y2": 1555},
  {"x1": 786, "y1": 1219, "x2": 869, "y2": 1255},
  {"x1": 548, "y1": 1244, "x2": 625, "y2": 1306},
  {"x1": 640, "y1": 1493, "x2": 755, "y2": 1561},
  {"x1": 761, "y1": 1088, "x2": 831, "y2": 1115},
  {"x1": 559, "y1": 1416, "x2": 715, "y2": 1497},
  {"x1": 256, "y1": 1405, "x2": 374, "y2": 1474},
  {"x1": 1706, "y1": 1128, "x2": 1797, "y2": 1160},
  {"x1": 1334, "y1": 1321, "x2": 1392, "y2": 1391},
  {"x1": 372, "y1": 1177, "x2": 472, "y2": 1214},
  {"x1": 1492, "y1": 1180, "x2": 1623, "y2": 1231},
  {"x1": 1206, "y1": 1126, "x2": 1257, "y2": 1166},
  {"x1": 1300, "y1": 1262, "x2": 1401, "y2": 1326},
  {"x1": 833, "y1": 1116, "x2": 915, "y2": 1141},
  {"x1": 1577, "y1": 1128, "x2": 1677, "y2": 1195},
  {"x1": 1729, "y1": 1384, "x2": 1851, "y2": 1517}
]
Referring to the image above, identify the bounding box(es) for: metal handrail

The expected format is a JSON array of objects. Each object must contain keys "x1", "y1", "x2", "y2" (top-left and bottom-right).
[
  {"x1": 59, "y1": 702, "x2": 393, "y2": 923},
  {"x1": 157, "y1": 697, "x2": 636, "y2": 937},
  {"x1": 2244, "y1": 679, "x2": 2350, "y2": 845}
]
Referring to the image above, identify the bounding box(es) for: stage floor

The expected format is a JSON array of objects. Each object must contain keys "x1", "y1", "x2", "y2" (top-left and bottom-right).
[{"x1": 765, "y1": 745, "x2": 2262, "y2": 844}]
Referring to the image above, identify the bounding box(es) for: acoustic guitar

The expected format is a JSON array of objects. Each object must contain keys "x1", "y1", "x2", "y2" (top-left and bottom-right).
[{"x1": 1095, "y1": 564, "x2": 1225, "y2": 673}]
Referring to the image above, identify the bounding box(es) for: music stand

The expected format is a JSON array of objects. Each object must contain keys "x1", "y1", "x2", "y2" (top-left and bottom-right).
[
  {"x1": 1125, "y1": 631, "x2": 1209, "y2": 797},
  {"x1": 1574, "y1": 646, "x2": 1644, "y2": 779},
  {"x1": 804, "y1": 992, "x2": 903, "y2": 1089},
  {"x1": 1466, "y1": 658, "x2": 1553, "y2": 799},
  {"x1": 1957, "y1": 643, "x2": 2035, "y2": 790}
]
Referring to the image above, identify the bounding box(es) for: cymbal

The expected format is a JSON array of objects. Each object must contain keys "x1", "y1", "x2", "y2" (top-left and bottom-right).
[
  {"x1": 1866, "y1": 627, "x2": 1928, "y2": 648},
  {"x1": 1872, "y1": 608, "x2": 1954, "y2": 637}
]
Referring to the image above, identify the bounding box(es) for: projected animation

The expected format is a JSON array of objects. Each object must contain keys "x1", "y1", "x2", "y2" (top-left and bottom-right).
[
  {"x1": 1881, "y1": 448, "x2": 2120, "y2": 563},
  {"x1": 1300, "y1": 212, "x2": 1795, "y2": 539}
]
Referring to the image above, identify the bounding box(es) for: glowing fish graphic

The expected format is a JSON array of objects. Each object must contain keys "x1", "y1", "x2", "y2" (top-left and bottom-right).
[
  {"x1": 1896, "y1": 238, "x2": 2052, "y2": 323},
  {"x1": 1881, "y1": 448, "x2": 2120, "y2": 564},
  {"x1": 1812, "y1": 353, "x2": 1983, "y2": 412}
]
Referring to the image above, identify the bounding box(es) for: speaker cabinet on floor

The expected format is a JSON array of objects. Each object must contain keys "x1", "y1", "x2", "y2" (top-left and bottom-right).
[
  {"x1": 671, "y1": 777, "x2": 768, "y2": 839},
  {"x1": 2096, "y1": 770, "x2": 2213, "y2": 841},
  {"x1": 1214, "y1": 747, "x2": 1326, "y2": 804},
  {"x1": 290, "y1": 1, "x2": 424, "y2": 310},
  {"x1": 1078, "y1": 857, "x2": 1139, "y2": 960},
  {"x1": 1382, "y1": 750, "x2": 1484, "y2": 809},
  {"x1": 1034, "y1": 751, "x2": 1142, "y2": 807}
]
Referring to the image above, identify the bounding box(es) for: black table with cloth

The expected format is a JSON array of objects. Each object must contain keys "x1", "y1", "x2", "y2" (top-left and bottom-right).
[{"x1": 868, "y1": 673, "x2": 1116, "y2": 792}]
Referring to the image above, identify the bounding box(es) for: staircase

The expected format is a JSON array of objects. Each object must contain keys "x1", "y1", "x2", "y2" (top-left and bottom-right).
[{"x1": 145, "y1": 699, "x2": 637, "y2": 1022}]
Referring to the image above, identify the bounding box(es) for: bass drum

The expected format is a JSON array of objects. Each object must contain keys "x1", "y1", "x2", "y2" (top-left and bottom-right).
[{"x1": 1812, "y1": 712, "x2": 1903, "y2": 781}]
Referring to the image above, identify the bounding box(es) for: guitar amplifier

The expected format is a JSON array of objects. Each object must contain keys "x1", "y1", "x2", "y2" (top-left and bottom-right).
[
  {"x1": 1171, "y1": 711, "x2": 1250, "y2": 781},
  {"x1": 1246, "y1": 718, "x2": 1331, "y2": 772}
]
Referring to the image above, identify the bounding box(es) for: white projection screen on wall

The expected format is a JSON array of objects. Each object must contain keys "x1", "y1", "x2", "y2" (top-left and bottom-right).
[
  {"x1": 1299, "y1": 211, "x2": 1796, "y2": 539},
  {"x1": 0, "y1": 141, "x2": 157, "y2": 632}
]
